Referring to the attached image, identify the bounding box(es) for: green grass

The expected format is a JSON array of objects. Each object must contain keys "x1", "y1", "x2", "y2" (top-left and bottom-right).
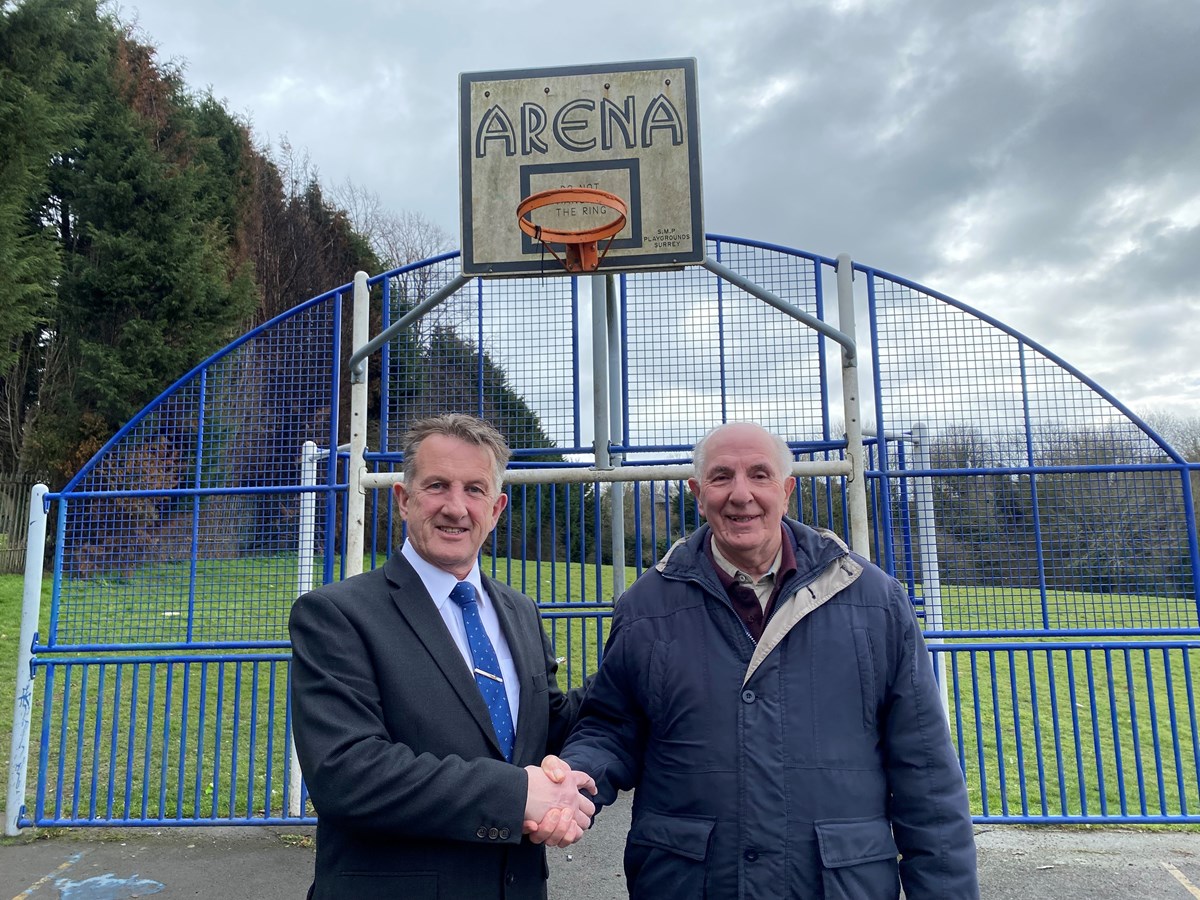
[
  {"x1": 3, "y1": 563, "x2": 1199, "y2": 828},
  {"x1": 933, "y1": 582, "x2": 1194, "y2": 632}
]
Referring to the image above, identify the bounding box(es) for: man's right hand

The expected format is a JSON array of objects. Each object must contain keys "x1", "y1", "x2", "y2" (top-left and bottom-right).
[{"x1": 523, "y1": 763, "x2": 596, "y2": 847}]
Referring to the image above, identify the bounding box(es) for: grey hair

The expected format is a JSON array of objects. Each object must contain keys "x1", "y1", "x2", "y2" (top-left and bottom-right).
[
  {"x1": 401, "y1": 414, "x2": 511, "y2": 494},
  {"x1": 691, "y1": 422, "x2": 793, "y2": 479}
]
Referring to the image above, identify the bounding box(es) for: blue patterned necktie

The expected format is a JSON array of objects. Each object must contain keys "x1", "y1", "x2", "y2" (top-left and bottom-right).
[{"x1": 449, "y1": 581, "x2": 515, "y2": 762}]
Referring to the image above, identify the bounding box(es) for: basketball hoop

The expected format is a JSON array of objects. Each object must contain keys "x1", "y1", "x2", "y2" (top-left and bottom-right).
[{"x1": 516, "y1": 188, "x2": 628, "y2": 273}]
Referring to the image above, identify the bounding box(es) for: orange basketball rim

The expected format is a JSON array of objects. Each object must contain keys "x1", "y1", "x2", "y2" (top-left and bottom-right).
[{"x1": 516, "y1": 188, "x2": 628, "y2": 274}]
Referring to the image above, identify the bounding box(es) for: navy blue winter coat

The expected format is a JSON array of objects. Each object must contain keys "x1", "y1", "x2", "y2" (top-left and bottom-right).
[{"x1": 562, "y1": 519, "x2": 978, "y2": 899}]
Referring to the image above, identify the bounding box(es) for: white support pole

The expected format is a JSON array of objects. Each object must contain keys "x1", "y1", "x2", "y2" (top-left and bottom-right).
[
  {"x1": 588, "y1": 273, "x2": 615, "y2": 596},
  {"x1": 297, "y1": 442, "x2": 319, "y2": 596},
  {"x1": 289, "y1": 441, "x2": 319, "y2": 817},
  {"x1": 911, "y1": 423, "x2": 950, "y2": 721},
  {"x1": 361, "y1": 460, "x2": 852, "y2": 491},
  {"x1": 6, "y1": 483, "x2": 48, "y2": 835},
  {"x1": 836, "y1": 254, "x2": 871, "y2": 558},
  {"x1": 345, "y1": 271, "x2": 370, "y2": 579},
  {"x1": 605, "y1": 274, "x2": 626, "y2": 598},
  {"x1": 590, "y1": 273, "x2": 611, "y2": 474}
]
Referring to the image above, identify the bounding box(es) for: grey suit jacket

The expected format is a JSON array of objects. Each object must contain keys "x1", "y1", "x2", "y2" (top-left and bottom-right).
[{"x1": 289, "y1": 552, "x2": 579, "y2": 900}]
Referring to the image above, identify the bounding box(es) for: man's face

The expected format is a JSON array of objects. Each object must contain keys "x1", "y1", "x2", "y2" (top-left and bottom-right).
[
  {"x1": 688, "y1": 424, "x2": 795, "y2": 575},
  {"x1": 394, "y1": 433, "x2": 508, "y2": 580}
]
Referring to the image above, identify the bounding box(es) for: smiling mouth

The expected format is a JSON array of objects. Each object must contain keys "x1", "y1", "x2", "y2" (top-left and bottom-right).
[{"x1": 438, "y1": 526, "x2": 469, "y2": 535}]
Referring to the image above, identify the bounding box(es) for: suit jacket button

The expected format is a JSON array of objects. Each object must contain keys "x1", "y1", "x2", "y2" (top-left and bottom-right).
[
  {"x1": 476, "y1": 826, "x2": 488, "y2": 839},
  {"x1": 488, "y1": 827, "x2": 500, "y2": 840},
  {"x1": 505, "y1": 872, "x2": 516, "y2": 885},
  {"x1": 499, "y1": 827, "x2": 510, "y2": 840}
]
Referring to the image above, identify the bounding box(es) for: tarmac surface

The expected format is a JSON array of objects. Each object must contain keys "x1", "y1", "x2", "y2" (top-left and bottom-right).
[{"x1": 3, "y1": 792, "x2": 1200, "y2": 898}]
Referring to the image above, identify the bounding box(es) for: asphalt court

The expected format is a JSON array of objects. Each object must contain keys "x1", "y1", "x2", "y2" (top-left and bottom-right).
[{"x1": 3, "y1": 793, "x2": 1200, "y2": 898}]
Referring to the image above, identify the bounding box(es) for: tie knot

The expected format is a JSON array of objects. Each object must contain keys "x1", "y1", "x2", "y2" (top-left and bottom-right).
[{"x1": 449, "y1": 581, "x2": 477, "y2": 608}]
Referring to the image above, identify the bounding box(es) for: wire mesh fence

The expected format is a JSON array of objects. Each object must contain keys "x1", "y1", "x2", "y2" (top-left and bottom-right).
[
  {"x1": 867, "y1": 270, "x2": 1197, "y2": 630},
  {"x1": 12, "y1": 236, "x2": 1198, "y2": 827}
]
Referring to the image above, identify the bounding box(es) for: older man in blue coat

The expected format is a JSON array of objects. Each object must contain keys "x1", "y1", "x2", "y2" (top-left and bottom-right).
[{"x1": 549, "y1": 422, "x2": 978, "y2": 899}]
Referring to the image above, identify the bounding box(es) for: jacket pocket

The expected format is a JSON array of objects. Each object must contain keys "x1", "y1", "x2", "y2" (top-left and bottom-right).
[
  {"x1": 852, "y1": 627, "x2": 876, "y2": 729},
  {"x1": 625, "y1": 810, "x2": 715, "y2": 899},
  {"x1": 815, "y1": 816, "x2": 899, "y2": 900}
]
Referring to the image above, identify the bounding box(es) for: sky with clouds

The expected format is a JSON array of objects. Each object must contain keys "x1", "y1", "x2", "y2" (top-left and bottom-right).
[{"x1": 118, "y1": 0, "x2": 1199, "y2": 423}]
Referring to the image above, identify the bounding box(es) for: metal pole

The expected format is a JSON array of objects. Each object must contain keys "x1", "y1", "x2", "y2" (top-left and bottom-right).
[
  {"x1": 911, "y1": 423, "x2": 950, "y2": 721},
  {"x1": 605, "y1": 274, "x2": 626, "y2": 598},
  {"x1": 703, "y1": 257, "x2": 856, "y2": 364},
  {"x1": 6, "y1": 483, "x2": 48, "y2": 835},
  {"x1": 361, "y1": 460, "x2": 853, "y2": 491},
  {"x1": 590, "y1": 274, "x2": 611, "y2": 473},
  {"x1": 347, "y1": 273, "x2": 470, "y2": 383},
  {"x1": 836, "y1": 254, "x2": 871, "y2": 558},
  {"x1": 346, "y1": 272, "x2": 370, "y2": 578},
  {"x1": 289, "y1": 441, "x2": 319, "y2": 817},
  {"x1": 589, "y1": 273, "x2": 613, "y2": 600}
]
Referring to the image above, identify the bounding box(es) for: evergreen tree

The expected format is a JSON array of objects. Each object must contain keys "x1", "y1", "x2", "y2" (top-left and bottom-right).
[
  {"x1": 0, "y1": 1, "x2": 266, "y2": 484},
  {"x1": 0, "y1": 0, "x2": 101, "y2": 477}
]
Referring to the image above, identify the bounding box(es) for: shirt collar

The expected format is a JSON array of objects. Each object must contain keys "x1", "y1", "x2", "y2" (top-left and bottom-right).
[
  {"x1": 710, "y1": 535, "x2": 783, "y2": 585},
  {"x1": 401, "y1": 541, "x2": 484, "y2": 610},
  {"x1": 705, "y1": 523, "x2": 799, "y2": 590}
]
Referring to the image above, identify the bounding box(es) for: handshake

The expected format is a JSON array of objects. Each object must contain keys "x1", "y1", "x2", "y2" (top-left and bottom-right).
[{"x1": 522, "y1": 754, "x2": 596, "y2": 847}]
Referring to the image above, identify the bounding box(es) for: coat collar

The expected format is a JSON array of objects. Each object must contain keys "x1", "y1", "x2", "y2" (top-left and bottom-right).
[{"x1": 658, "y1": 518, "x2": 849, "y2": 598}]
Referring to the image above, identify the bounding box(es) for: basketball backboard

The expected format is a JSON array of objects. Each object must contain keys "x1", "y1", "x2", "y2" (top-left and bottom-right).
[{"x1": 459, "y1": 59, "x2": 704, "y2": 277}]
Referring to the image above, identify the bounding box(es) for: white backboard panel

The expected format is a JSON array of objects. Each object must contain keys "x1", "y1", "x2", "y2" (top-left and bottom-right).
[{"x1": 460, "y1": 59, "x2": 704, "y2": 277}]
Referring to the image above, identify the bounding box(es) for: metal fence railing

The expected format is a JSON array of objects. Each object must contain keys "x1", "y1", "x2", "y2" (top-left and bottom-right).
[{"x1": 8, "y1": 236, "x2": 1198, "y2": 831}]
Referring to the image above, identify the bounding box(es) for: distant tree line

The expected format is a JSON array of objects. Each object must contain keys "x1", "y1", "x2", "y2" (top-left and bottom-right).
[
  {"x1": 616, "y1": 418, "x2": 1197, "y2": 600},
  {"x1": 869, "y1": 418, "x2": 1197, "y2": 602}
]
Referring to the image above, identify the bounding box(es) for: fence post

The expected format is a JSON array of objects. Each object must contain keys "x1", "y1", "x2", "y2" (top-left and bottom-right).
[
  {"x1": 589, "y1": 273, "x2": 617, "y2": 602},
  {"x1": 604, "y1": 273, "x2": 626, "y2": 599},
  {"x1": 835, "y1": 255, "x2": 871, "y2": 558},
  {"x1": 289, "y1": 441, "x2": 319, "y2": 817},
  {"x1": 6, "y1": 483, "x2": 47, "y2": 835},
  {"x1": 346, "y1": 271, "x2": 370, "y2": 579}
]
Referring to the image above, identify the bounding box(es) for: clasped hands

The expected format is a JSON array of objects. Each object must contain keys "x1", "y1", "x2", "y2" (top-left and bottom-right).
[{"x1": 522, "y1": 754, "x2": 595, "y2": 847}]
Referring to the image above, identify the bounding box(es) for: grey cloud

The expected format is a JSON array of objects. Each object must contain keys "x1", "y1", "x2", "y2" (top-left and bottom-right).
[{"x1": 120, "y1": 0, "x2": 1200, "y2": 421}]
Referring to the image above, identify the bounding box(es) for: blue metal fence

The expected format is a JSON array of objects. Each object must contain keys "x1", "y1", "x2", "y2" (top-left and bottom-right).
[{"x1": 8, "y1": 236, "x2": 1198, "y2": 829}]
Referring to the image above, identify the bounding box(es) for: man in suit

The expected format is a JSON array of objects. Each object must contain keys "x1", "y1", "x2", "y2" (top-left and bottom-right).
[{"x1": 289, "y1": 413, "x2": 596, "y2": 900}]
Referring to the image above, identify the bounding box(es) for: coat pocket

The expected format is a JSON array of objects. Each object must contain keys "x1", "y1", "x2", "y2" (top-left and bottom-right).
[
  {"x1": 625, "y1": 810, "x2": 716, "y2": 899},
  {"x1": 852, "y1": 627, "x2": 877, "y2": 729},
  {"x1": 815, "y1": 816, "x2": 899, "y2": 900}
]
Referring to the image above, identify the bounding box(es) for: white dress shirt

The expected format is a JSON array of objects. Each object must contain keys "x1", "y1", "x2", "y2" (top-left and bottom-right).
[{"x1": 401, "y1": 541, "x2": 521, "y2": 723}]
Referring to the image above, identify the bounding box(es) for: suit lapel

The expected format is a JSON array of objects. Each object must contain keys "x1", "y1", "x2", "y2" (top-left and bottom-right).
[
  {"x1": 385, "y1": 554, "x2": 503, "y2": 757},
  {"x1": 485, "y1": 574, "x2": 540, "y2": 762}
]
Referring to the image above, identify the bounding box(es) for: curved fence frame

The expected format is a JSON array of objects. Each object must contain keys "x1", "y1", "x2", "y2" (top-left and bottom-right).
[{"x1": 8, "y1": 236, "x2": 1199, "y2": 833}]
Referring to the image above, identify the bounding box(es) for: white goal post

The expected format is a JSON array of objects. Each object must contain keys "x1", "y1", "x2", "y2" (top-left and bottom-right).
[{"x1": 340, "y1": 255, "x2": 872, "y2": 579}]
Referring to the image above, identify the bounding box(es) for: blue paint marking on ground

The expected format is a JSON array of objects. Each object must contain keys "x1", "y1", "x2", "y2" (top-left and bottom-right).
[
  {"x1": 54, "y1": 873, "x2": 165, "y2": 899},
  {"x1": 11, "y1": 850, "x2": 91, "y2": 898}
]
